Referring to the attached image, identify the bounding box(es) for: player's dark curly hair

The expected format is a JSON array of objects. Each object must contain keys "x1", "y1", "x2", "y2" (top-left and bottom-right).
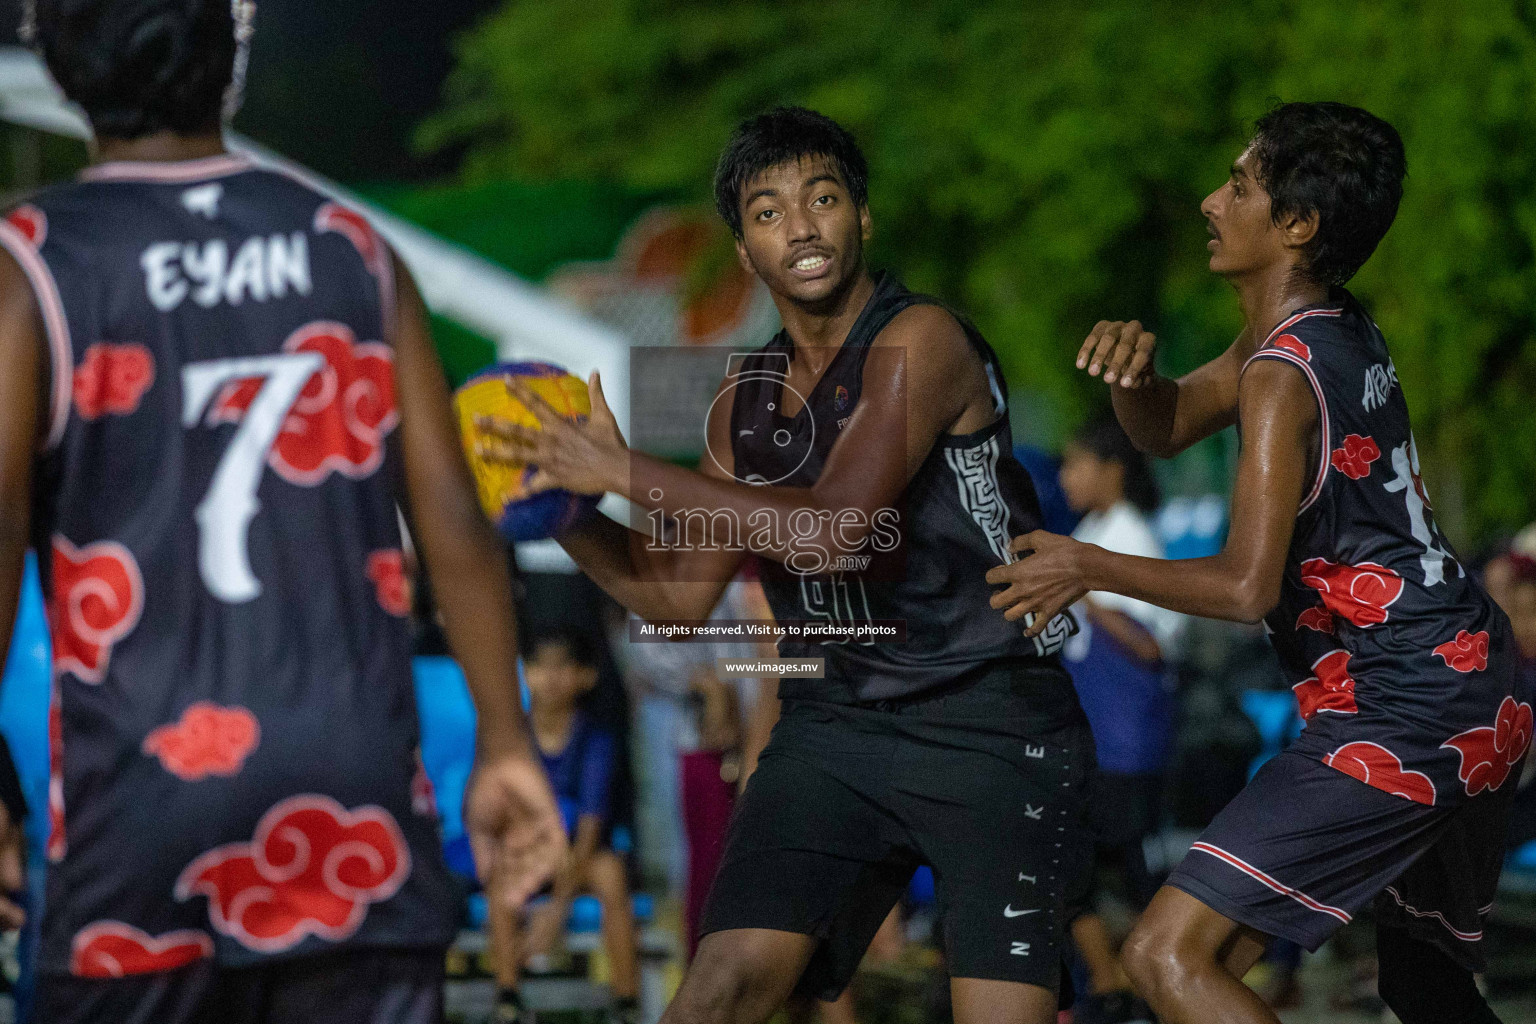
[
  {"x1": 714, "y1": 107, "x2": 870, "y2": 238},
  {"x1": 1074, "y1": 418, "x2": 1161, "y2": 516},
  {"x1": 1250, "y1": 102, "x2": 1406, "y2": 286},
  {"x1": 32, "y1": 0, "x2": 236, "y2": 140}
]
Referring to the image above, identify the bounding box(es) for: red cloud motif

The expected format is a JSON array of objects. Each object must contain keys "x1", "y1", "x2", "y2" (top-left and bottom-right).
[
  {"x1": 175, "y1": 795, "x2": 410, "y2": 953},
  {"x1": 207, "y1": 322, "x2": 398, "y2": 486},
  {"x1": 1324, "y1": 741, "x2": 1436, "y2": 806},
  {"x1": 1296, "y1": 605, "x2": 1334, "y2": 634},
  {"x1": 143, "y1": 703, "x2": 261, "y2": 781},
  {"x1": 1300, "y1": 558, "x2": 1403, "y2": 627},
  {"x1": 49, "y1": 537, "x2": 144, "y2": 684},
  {"x1": 1433, "y1": 630, "x2": 1490, "y2": 674},
  {"x1": 1441, "y1": 697, "x2": 1533, "y2": 797},
  {"x1": 1330, "y1": 434, "x2": 1381, "y2": 480},
  {"x1": 6, "y1": 204, "x2": 46, "y2": 247},
  {"x1": 366, "y1": 550, "x2": 411, "y2": 618},
  {"x1": 73, "y1": 343, "x2": 155, "y2": 420},
  {"x1": 1270, "y1": 333, "x2": 1311, "y2": 361},
  {"x1": 70, "y1": 921, "x2": 212, "y2": 978},
  {"x1": 315, "y1": 203, "x2": 389, "y2": 280},
  {"x1": 1292, "y1": 649, "x2": 1358, "y2": 721}
]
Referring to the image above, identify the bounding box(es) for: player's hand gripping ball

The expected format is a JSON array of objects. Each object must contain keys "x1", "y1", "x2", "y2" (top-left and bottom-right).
[{"x1": 456, "y1": 363, "x2": 600, "y2": 541}]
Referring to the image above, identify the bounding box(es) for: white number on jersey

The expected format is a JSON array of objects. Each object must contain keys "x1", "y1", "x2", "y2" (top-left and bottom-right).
[
  {"x1": 181, "y1": 353, "x2": 323, "y2": 602},
  {"x1": 1382, "y1": 433, "x2": 1462, "y2": 587}
]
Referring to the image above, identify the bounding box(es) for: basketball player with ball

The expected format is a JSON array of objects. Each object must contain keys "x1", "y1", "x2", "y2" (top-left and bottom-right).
[{"x1": 477, "y1": 107, "x2": 1092, "y2": 1024}]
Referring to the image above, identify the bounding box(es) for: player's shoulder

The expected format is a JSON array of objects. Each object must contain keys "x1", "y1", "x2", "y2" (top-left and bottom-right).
[{"x1": 871, "y1": 300, "x2": 977, "y2": 375}]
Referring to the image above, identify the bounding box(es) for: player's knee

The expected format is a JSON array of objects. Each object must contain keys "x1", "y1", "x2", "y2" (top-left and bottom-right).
[
  {"x1": 1121, "y1": 918, "x2": 1191, "y2": 1002},
  {"x1": 661, "y1": 955, "x2": 761, "y2": 1024}
]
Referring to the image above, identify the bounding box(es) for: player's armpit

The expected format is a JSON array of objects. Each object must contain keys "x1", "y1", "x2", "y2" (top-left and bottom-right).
[{"x1": 0, "y1": 247, "x2": 45, "y2": 696}]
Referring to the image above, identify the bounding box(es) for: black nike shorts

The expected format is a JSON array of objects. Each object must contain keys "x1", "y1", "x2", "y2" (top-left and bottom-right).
[
  {"x1": 1166, "y1": 750, "x2": 1517, "y2": 971},
  {"x1": 700, "y1": 665, "x2": 1095, "y2": 999},
  {"x1": 35, "y1": 946, "x2": 446, "y2": 1024}
]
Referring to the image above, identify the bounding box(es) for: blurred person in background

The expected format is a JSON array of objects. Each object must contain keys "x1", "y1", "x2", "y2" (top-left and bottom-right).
[
  {"x1": 490, "y1": 626, "x2": 637, "y2": 1024},
  {"x1": 0, "y1": 2, "x2": 564, "y2": 1021},
  {"x1": 614, "y1": 575, "x2": 760, "y2": 960},
  {"x1": 1057, "y1": 418, "x2": 1182, "y2": 1024}
]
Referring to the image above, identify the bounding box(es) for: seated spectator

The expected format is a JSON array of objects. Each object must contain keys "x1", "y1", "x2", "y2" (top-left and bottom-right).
[{"x1": 490, "y1": 626, "x2": 639, "y2": 1024}]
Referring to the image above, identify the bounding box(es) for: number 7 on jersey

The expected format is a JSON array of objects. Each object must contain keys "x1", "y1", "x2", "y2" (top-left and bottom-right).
[{"x1": 181, "y1": 353, "x2": 323, "y2": 603}]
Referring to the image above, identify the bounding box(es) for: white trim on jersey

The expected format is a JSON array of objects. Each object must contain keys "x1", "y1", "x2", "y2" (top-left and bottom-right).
[
  {"x1": 0, "y1": 219, "x2": 72, "y2": 449},
  {"x1": 1262, "y1": 307, "x2": 1344, "y2": 347},
  {"x1": 944, "y1": 435, "x2": 1012, "y2": 564},
  {"x1": 1243, "y1": 344, "x2": 1334, "y2": 514},
  {"x1": 79, "y1": 153, "x2": 256, "y2": 184}
]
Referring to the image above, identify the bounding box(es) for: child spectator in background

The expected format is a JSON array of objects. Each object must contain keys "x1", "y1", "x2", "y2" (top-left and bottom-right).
[
  {"x1": 1058, "y1": 419, "x2": 1184, "y2": 1024},
  {"x1": 491, "y1": 626, "x2": 639, "y2": 1024}
]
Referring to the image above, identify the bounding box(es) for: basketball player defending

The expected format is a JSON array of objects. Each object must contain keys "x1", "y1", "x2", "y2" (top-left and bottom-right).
[
  {"x1": 0, "y1": 2, "x2": 564, "y2": 1021},
  {"x1": 990, "y1": 102, "x2": 1528, "y2": 1024},
  {"x1": 481, "y1": 107, "x2": 1090, "y2": 1024}
]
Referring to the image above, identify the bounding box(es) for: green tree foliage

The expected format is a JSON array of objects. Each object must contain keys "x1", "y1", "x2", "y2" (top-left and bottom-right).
[{"x1": 425, "y1": 0, "x2": 1536, "y2": 546}]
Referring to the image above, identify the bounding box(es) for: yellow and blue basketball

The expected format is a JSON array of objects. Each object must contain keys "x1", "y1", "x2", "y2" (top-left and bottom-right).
[{"x1": 455, "y1": 362, "x2": 601, "y2": 542}]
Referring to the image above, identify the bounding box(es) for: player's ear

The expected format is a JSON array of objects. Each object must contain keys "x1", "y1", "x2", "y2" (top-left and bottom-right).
[
  {"x1": 859, "y1": 204, "x2": 872, "y2": 243},
  {"x1": 1280, "y1": 207, "x2": 1319, "y2": 251},
  {"x1": 734, "y1": 235, "x2": 757, "y2": 278}
]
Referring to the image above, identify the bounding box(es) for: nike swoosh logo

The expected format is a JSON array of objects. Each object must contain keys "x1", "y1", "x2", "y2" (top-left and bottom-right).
[{"x1": 1003, "y1": 906, "x2": 1039, "y2": 918}]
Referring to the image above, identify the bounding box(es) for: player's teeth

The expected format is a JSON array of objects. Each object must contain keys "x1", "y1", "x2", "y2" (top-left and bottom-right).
[{"x1": 795, "y1": 256, "x2": 826, "y2": 270}]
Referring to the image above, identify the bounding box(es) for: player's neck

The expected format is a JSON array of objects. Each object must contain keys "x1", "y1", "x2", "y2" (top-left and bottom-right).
[
  {"x1": 1232, "y1": 263, "x2": 1330, "y2": 345},
  {"x1": 775, "y1": 268, "x2": 877, "y2": 362},
  {"x1": 531, "y1": 704, "x2": 577, "y2": 752},
  {"x1": 93, "y1": 131, "x2": 227, "y2": 167}
]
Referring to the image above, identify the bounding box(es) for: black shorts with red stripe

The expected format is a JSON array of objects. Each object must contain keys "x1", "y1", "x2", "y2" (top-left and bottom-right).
[{"x1": 1165, "y1": 749, "x2": 1517, "y2": 971}]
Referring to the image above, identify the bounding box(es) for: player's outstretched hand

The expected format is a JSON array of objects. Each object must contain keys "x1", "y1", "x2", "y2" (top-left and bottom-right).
[
  {"x1": 464, "y1": 751, "x2": 568, "y2": 910},
  {"x1": 985, "y1": 530, "x2": 1092, "y2": 638},
  {"x1": 475, "y1": 370, "x2": 628, "y2": 497},
  {"x1": 1077, "y1": 320, "x2": 1157, "y2": 388},
  {"x1": 0, "y1": 803, "x2": 25, "y2": 930}
]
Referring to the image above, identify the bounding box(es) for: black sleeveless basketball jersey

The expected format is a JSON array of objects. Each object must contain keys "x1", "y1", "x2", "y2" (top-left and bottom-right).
[
  {"x1": 729, "y1": 272, "x2": 1077, "y2": 703},
  {"x1": 1248, "y1": 294, "x2": 1530, "y2": 807},
  {"x1": 5, "y1": 153, "x2": 457, "y2": 978}
]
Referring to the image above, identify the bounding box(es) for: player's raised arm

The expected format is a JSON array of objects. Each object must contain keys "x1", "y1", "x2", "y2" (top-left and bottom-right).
[
  {"x1": 482, "y1": 302, "x2": 982, "y2": 571},
  {"x1": 988, "y1": 356, "x2": 1314, "y2": 631},
  {"x1": 536, "y1": 371, "x2": 750, "y2": 622},
  {"x1": 389, "y1": 252, "x2": 565, "y2": 906},
  {"x1": 1076, "y1": 319, "x2": 1251, "y2": 459}
]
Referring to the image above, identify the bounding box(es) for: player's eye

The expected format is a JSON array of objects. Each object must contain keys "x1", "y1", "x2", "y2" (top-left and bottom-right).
[
  {"x1": 813, "y1": 194, "x2": 834, "y2": 206},
  {"x1": 756, "y1": 208, "x2": 779, "y2": 222}
]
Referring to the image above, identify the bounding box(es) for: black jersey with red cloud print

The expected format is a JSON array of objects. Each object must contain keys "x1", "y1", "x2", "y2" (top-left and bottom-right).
[
  {"x1": 6, "y1": 154, "x2": 456, "y2": 978},
  {"x1": 1247, "y1": 293, "x2": 1531, "y2": 809}
]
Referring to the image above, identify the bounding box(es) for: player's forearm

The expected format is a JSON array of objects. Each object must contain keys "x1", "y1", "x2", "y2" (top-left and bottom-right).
[
  {"x1": 1109, "y1": 374, "x2": 1185, "y2": 458},
  {"x1": 418, "y1": 506, "x2": 533, "y2": 759},
  {"x1": 558, "y1": 512, "x2": 728, "y2": 622},
  {"x1": 1080, "y1": 544, "x2": 1278, "y2": 624}
]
